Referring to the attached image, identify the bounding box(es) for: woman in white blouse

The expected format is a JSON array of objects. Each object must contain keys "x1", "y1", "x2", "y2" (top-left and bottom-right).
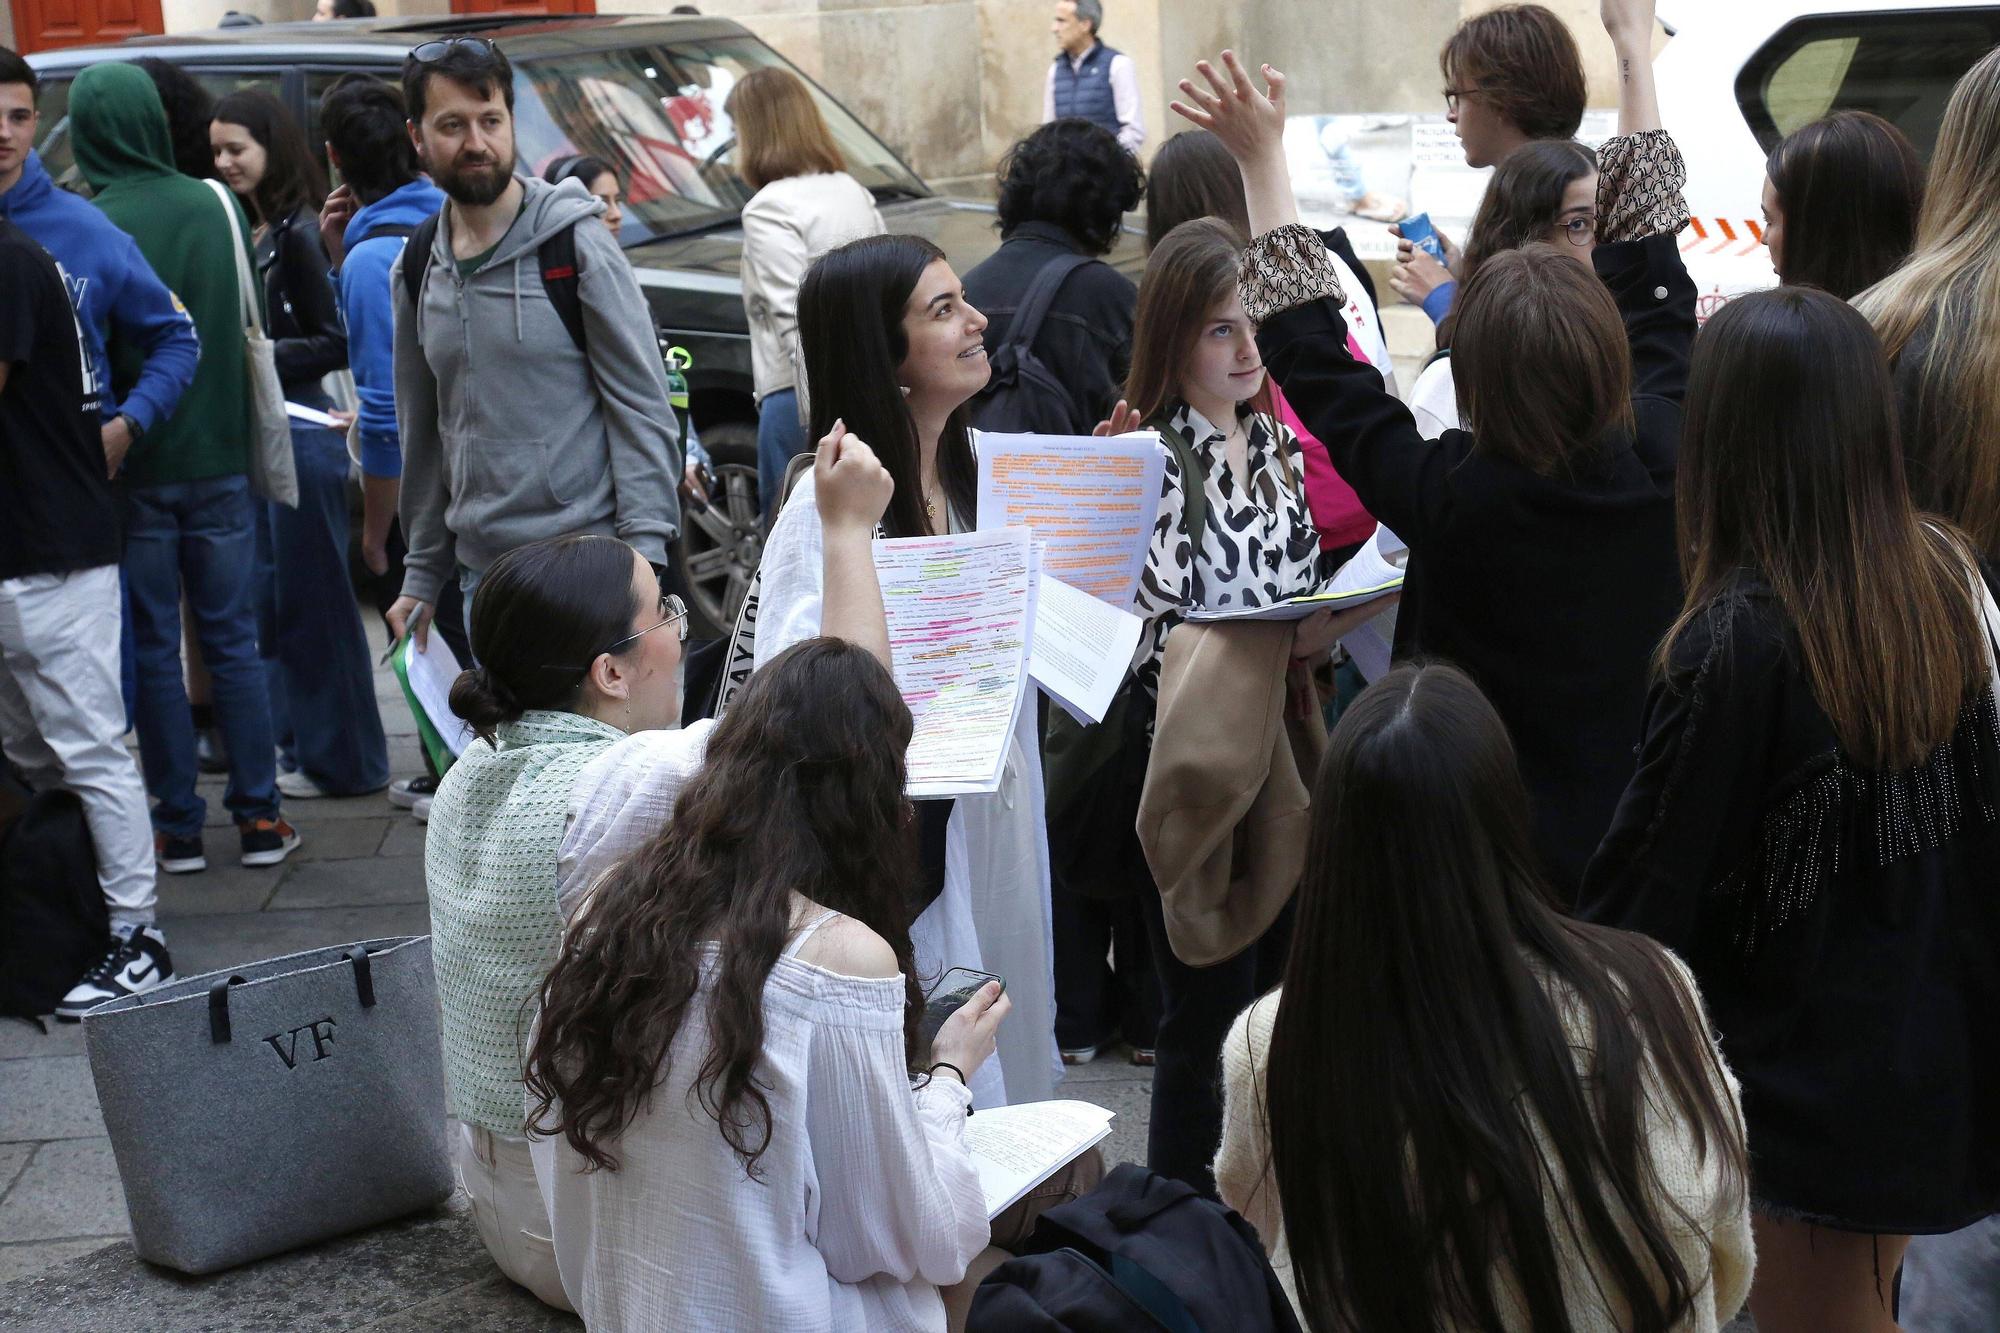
[
  {"x1": 754, "y1": 233, "x2": 1061, "y2": 1109},
  {"x1": 727, "y1": 66, "x2": 887, "y2": 521},
  {"x1": 523, "y1": 432, "x2": 1012, "y2": 1330}
]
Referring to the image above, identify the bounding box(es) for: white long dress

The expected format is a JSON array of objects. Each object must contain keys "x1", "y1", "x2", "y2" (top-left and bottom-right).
[{"x1": 753, "y1": 469, "x2": 1061, "y2": 1107}]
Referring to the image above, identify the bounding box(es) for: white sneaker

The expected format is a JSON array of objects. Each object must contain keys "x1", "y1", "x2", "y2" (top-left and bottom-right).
[
  {"x1": 276, "y1": 770, "x2": 332, "y2": 799},
  {"x1": 388, "y1": 775, "x2": 438, "y2": 810},
  {"x1": 412, "y1": 795, "x2": 432, "y2": 824},
  {"x1": 56, "y1": 926, "x2": 175, "y2": 1020}
]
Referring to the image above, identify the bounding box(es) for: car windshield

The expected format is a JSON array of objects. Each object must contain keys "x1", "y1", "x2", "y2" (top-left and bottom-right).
[{"x1": 511, "y1": 36, "x2": 928, "y2": 243}]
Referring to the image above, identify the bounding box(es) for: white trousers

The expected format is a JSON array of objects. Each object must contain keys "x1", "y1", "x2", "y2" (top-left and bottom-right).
[
  {"x1": 454, "y1": 1120, "x2": 574, "y2": 1313},
  {"x1": 0, "y1": 565, "x2": 156, "y2": 929}
]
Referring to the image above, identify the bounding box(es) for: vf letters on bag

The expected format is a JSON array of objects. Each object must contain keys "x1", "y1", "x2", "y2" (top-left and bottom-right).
[{"x1": 264, "y1": 1017, "x2": 338, "y2": 1070}]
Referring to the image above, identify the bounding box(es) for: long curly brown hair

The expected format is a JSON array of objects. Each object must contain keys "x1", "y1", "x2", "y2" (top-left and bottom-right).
[{"x1": 523, "y1": 638, "x2": 922, "y2": 1176}]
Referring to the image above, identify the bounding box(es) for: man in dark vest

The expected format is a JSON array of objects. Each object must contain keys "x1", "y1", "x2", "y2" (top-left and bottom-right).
[{"x1": 1042, "y1": 0, "x2": 1144, "y2": 155}]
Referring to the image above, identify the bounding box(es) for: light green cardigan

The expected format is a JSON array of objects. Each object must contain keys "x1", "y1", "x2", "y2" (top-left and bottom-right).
[{"x1": 424, "y1": 709, "x2": 624, "y2": 1134}]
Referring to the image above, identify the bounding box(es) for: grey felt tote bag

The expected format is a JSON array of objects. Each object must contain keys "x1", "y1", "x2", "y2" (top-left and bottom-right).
[{"x1": 83, "y1": 937, "x2": 454, "y2": 1274}]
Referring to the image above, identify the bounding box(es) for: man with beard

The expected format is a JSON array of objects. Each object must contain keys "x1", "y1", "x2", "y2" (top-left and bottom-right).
[{"x1": 386, "y1": 37, "x2": 682, "y2": 653}]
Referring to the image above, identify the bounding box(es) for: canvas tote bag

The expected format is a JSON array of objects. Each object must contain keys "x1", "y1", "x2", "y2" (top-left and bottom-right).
[
  {"x1": 205, "y1": 177, "x2": 298, "y2": 508},
  {"x1": 83, "y1": 936, "x2": 454, "y2": 1274}
]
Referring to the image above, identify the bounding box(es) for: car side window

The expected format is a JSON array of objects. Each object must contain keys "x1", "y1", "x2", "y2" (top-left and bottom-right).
[{"x1": 1736, "y1": 10, "x2": 2000, "y2": 158}]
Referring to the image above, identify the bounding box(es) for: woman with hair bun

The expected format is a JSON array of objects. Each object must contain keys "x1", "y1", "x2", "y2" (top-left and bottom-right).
[{"x1": 423, "y1": 428, "x2": 896, "y2": 1310}]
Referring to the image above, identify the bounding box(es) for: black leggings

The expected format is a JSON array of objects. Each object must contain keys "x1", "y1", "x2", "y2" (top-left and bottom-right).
[{"x1": 1138, "y1": 888, "x2": 1293, "y2": 1198}]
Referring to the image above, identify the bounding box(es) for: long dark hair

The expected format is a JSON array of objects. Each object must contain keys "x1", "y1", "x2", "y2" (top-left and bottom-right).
[
  {"x1": 1766, "y1": 111, "x2": 1923, "y2": 300},
  {"x1": 1268, "y1": 662, "x2": 1746, "y2": 1333},
  {"x1": 135, "y1": 57, "x2": 218, "y2": 181},
  {"x1": 1440, "y1": 138, "x2": 1596, "y2": 349},
  {"x1": 212, "y1": 88, "x2": 330, "y2": 225},
  {"x1": 523, "y1": 639, "x2": 922, "y2": 1174},
  {"x1": 798, "y1": 234, "x2": 977, "y2": 537},
  {"x1": 1124, "y1": 218, "x2": 1276, "y2": 430},
  {"x1": 448, "y1": 535, "x2": 644, "y2": 744},
  {"x1": 1673, "y1": 287, "x2": 1986, "y2": 768},
  {"x1": 1144, "y1": 129, "x2": 1248, "y2": 251}
]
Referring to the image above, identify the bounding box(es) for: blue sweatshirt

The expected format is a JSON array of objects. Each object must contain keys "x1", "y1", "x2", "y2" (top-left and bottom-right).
[
  {"x1": 0, "y1": 150, "x2": 199, "y2": 434},
  {"x1": 339, "y1": 178, "x2": 446, "y2": 479}
]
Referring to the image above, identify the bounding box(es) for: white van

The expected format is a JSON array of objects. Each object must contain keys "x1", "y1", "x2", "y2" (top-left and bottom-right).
[{"x1": 1656, "y1": 0, "x2": 2000, "y2": 314}]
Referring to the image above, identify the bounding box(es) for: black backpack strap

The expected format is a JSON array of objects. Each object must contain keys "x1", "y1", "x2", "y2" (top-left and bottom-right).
[
  {"x1": 1001, "y1": 251, "x2": 1093, "y2": 357},
  {"x1": 537, "y1": 223, "x2": 587, "y2": 356},
  {"x1": 356, "y1": 222, "x2": 416, "y2": 243},
  {"x1": 398, "y1": 211, "x2": 441, "y2": 314}
]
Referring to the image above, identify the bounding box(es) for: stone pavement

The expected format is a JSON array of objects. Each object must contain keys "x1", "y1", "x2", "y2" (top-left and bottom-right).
[{"x1": 0, "y1": 617, "x2": 1157, "y2": 1329}]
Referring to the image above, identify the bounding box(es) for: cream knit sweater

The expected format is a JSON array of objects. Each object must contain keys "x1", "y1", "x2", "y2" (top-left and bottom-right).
[{"x1": 1213, "y1": 959, "x2": 1754, "y2": 1330}]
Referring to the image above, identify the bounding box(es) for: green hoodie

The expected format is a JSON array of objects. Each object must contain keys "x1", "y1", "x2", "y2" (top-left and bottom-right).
[{"x1": 71, "y1": 64, "x2": 257, "y2": 486}]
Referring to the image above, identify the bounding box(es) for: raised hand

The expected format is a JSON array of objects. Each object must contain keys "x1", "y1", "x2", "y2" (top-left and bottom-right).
[
  {"x1": 1171, "y1": 50, "x2": 1288, "y2": 167},
  {"x1": 814, "y1": 419, "x2": 895, "y2": 535},
  {"x1": 1170, "y1": 51, "x2": 1301, "y2": 238},
  {"x1": 1092, "y1": 398, "x2": 1145, "y2": 437}
]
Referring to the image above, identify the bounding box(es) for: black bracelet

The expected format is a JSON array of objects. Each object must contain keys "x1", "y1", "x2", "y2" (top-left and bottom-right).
[{"x1": 929, "y1": 1062, "x2": 972, "y2": 1114}]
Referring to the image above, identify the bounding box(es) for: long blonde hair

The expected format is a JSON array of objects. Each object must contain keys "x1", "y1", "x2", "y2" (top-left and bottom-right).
[{"x1": 1856, "y1": 46, "x2": 2000, "y2": 553}]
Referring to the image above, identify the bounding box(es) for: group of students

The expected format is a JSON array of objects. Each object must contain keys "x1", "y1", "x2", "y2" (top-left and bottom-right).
[
  {"x1": 418, "y1": 1, "x2": 2000, "y2": 1330},
  {"x1": 8, "y1": 0, "x2": 2000, "y2": 1325}
]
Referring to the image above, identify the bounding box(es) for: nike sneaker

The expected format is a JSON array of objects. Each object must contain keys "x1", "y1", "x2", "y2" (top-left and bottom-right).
[{"x1": 56, "y1": 925, "x2": 175, "y2": 1020}]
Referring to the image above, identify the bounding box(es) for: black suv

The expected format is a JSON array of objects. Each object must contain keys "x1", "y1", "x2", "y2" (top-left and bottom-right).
[{"x1": 27, "y1": 13, "x2": 1146, "y2": 633}]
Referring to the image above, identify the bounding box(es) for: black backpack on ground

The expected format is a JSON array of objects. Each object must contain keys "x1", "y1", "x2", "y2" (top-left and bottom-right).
[
  {"x1": 399, "y1": 212, "x2": 588, "y2": 355},
  {"x1": 971, "y1": 252, "x2": 1096, "y2": 435},
  {"x1": 0, "y1": 770, "x2": 109, "y2": 1023},
  {"x1": 968, "y1": 1164, "x2": 1304, "y2": 1332}
]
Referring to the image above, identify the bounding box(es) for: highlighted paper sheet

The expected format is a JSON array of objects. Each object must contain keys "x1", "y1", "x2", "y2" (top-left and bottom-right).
[
  {"x1": 874, "y1": 529, "x2": 1033, "y2": 798},
  {"x1": 976, "y1": 432, "x2": 1164, "y2": 607},
  {"x1": 391, "y1": 633, "x2": 475, "y2": 771},
  {"x1": 1031, "y1": 574, "x2": 1144, "y2": 725},
  {"x1": 966, "y1": 1100, "x2": 1115, "y2": 1218},
  {"x1": 1185, "y1": 524, "x2": 1405, "y2": 623}
]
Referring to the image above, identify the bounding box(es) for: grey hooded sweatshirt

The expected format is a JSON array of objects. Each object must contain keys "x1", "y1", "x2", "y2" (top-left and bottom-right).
[{"x1": 392, "y1": 177, "x2": 681, "y2": 605}]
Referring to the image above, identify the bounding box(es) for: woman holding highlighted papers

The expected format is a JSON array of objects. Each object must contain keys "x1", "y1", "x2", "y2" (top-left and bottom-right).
[
  {"x1": 755, "y1": 234, "x2": 1059, "y2": 1108},
  {"x1": 1092, "y1": 214, "x2": 1388, "y2": 1197}
]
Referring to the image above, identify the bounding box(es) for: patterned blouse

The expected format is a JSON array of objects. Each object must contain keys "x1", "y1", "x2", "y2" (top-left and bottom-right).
[{"x1": 1132, "y1": 401, "x2": 1327, "y2": 703}]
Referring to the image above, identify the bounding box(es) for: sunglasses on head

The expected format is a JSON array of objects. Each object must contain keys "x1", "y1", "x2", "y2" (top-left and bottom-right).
[{"x1": 410, "y1": 35, "x2": 500, "y2": 64}]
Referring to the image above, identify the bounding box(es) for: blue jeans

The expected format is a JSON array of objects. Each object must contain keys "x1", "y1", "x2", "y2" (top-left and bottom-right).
[
  {"x1": 123, "y1": 474, "x2": 280, "y2": 837},
  {"x1": 757, "y1": 388, "x2": 808, "y2": 523},
  {"x1": 256, "y1": 414, "x2": 389, "y2": 794}
]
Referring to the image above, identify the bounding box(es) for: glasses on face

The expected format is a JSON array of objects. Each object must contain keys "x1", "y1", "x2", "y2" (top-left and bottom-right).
[
  {"x1": 538, "y1": 592, "x2": 689, "y2": 673},
  {"x1": 1554, "y1": 214, "x2": 1598, "y2": 245},
  {"x1": 410, "y1": 36, "x2": 500, "y2": 64},
  {"x1": 1443, "y1": 86, "x2": 1481, "y2": 113}
]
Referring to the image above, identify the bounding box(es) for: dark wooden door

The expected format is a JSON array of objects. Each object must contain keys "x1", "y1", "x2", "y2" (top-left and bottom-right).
[{"x1": 10, "y1": 0, "x2": 162, "y2": 53}]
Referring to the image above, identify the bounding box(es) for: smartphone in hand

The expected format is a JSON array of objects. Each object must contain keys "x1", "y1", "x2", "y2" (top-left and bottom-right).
[
  {"x1": 921, "y1": 967, "x2": 1005, "y2": 1052},
  {"x1": 1398, "y1": 212, "x2": 1448, "y2": 263}
]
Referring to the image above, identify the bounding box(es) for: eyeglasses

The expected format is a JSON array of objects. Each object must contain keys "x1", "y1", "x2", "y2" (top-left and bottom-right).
[
  {"x1": 538, "y1": 592, "x2": 689, "y2": 672},
  {"x1": 410, "y1": 36, "x2": 500, "y2": 64},
  {"x1": 1443, "y1": 86, "x2": 1482, "y2": 113},
  {"x1": 1554, "y1": 214, "x2": 1598, "y2": 245}
]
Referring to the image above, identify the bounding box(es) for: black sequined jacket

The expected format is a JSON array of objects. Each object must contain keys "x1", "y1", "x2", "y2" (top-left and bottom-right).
[{"x1": 1580, "y1": 573, "x2": 2000, "y2": 1233}]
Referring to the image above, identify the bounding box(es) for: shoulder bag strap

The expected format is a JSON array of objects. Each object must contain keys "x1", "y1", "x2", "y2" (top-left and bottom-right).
[
  {"x1": 1004, "y1": 251, "x2": 1093, "y2": 354},
  {"x1": 204, "y1": 177, "x2": 263, "y2": 338}
]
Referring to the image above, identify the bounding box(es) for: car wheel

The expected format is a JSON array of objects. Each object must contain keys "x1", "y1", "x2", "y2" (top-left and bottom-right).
[{"x1": 674, "y1": 421, "x2": 761, "y2": 639}]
